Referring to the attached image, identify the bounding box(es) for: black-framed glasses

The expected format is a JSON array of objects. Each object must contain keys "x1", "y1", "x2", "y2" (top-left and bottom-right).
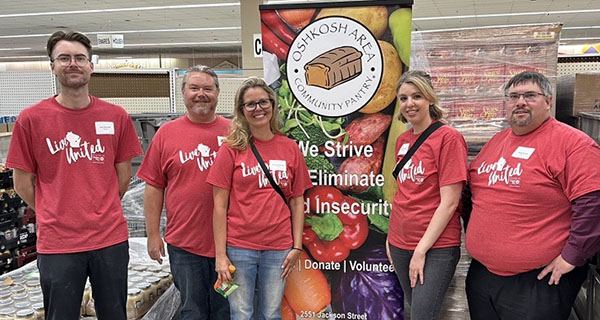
[
  {"x1": 504, "y1": 92, "x2": 546, "y2": 103},
  {"x1": 51, "y1": 54, "x2": 91, "y2": 67},
  {"x1": 241, "y1": 99, "x2": 273, "y2": 111}
]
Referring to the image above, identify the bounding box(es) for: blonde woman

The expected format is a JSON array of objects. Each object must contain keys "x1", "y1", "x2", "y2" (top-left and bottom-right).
[
  {"x1": 386, "y1": 70, "x2": 468, "y2": 320},
  {"x1": 207, "y1": 77, "x2": 312, "y2": 319}
]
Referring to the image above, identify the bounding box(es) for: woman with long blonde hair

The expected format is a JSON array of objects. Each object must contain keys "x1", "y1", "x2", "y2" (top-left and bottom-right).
[
  {"x1": 386, "y1": 70, "x2": 468, "y2": 320},
  {"x1": 207, "y1": 77, "x2": 312, "y2": 319}
]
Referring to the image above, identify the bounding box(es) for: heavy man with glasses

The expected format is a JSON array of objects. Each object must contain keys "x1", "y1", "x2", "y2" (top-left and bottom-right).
[
  {"x1": 464, "y1": 71, "x2": 600, "y2": 320},
  {"x1": 6, "y1": 31, "x2": 142, "y2": 319},
  {"x1": 137, "y1": 65, "x2": 230, "y2": 320}
]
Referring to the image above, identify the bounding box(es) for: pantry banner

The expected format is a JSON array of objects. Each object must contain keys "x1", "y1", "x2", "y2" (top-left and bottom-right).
[{"x1": 259, "y1": 1, "x2": 413, "y2": 319}]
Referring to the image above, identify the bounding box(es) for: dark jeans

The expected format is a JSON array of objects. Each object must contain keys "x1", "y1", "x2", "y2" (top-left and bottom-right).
[
  {"x1": 466, "y1": 258, "x2": 588, "y2": 320},
  {"x1": 37, "y1": 241, "x2": 129, "y2": 320},
  {"x1": 389, "y1": 245, "x2": 460, "y2": 320},
  {"x1": 167, "y1": 244, "x2": 229, "y2": 320}
]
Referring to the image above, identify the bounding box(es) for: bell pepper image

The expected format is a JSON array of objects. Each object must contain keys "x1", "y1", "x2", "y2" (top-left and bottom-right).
[{"x1": 303, "y1": 186, "x2": 369, "y2": 262}]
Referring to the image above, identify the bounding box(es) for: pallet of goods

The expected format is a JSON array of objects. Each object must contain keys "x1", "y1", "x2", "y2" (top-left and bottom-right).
[{"x1": 411, "y1": 23, "x2": 562, "y2": 157}]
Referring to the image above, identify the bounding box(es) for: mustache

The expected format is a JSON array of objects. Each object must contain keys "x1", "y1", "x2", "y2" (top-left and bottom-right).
[{"x1": 512, "y1": 108, "x2": 530, "y2": 114}]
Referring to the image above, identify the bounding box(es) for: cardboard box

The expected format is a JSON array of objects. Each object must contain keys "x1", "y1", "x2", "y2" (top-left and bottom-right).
[{"x1": 557, "y1": 73, "x2": 600, "y2": 118}]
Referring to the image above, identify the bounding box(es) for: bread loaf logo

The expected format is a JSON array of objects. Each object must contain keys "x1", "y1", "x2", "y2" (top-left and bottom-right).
[{"x1": 287, "y1": 17, "x2": 383, "y2": 117}]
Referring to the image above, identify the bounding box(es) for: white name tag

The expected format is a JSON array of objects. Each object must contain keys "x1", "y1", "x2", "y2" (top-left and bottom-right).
[
  {"x1": 95, "y1": 121, "x2": 114, "y2": 135},
  {"x1": 217, "y1": 136, "x2": 226, "y2": 146},
  {"x1": 269, "y1": 160, "x2": 286, "y2": 171},
  {"x1": 512, "y1": 146, "x2": 535, "y2": 160},
  {"x1": 398, "y1": 143, "x2": 410, "y2": 156}
]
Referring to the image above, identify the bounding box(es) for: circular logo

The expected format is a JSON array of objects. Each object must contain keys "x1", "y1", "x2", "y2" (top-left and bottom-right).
[{"x1": 286, "y1": 16, "x2": 383, "y2": 117}]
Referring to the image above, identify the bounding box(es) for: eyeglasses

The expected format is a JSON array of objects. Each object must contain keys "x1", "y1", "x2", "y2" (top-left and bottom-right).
[
  {"x1": 51, "y1": 55, "x2": 90, "y2": 67},
  {"x1": 504, "y1": 92, "x2": 546, "y2": 103},
  {"x1": 241, "y1": 99, "x2": 272, "y2": 111}
]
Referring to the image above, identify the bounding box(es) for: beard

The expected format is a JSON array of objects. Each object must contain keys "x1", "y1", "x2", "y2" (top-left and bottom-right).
[
  {"x1": 509, "y1": 109, "x2": 532, "y2": 127},
  {"x1": 188, "y1": 103, "x2": 216, "y2": 117},
  {"x1": 57, "y1": 72, "x2": 89, "y2": 89}
]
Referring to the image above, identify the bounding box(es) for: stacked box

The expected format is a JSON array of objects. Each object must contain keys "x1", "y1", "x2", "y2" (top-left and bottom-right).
[
  {"x1": 556, "y1": 73, "x2": 600, "y2": 128},
  {"x1": 0, "y1": 168, "x2": 35, "y2": 275},
  {"x1": 412, "y1": 23, "x2": 562, "y2": 157}
]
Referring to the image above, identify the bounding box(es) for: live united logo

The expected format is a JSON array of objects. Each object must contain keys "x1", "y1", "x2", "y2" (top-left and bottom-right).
[
  {"x1": 241, "y1": 162, "x2": 289, "y2": 189},
  {"x1": 46, "y1": 131, "x2": 106, "y2": 164},
  {"x1": 179, "y1": 143, "x2": 217, "y2": 172},
  {"x1": 398, "y1": 159, "x2": 425, "y2": 184},
  {"x1": 476, "y1": 157, "x2": 523, "y2": 187}
]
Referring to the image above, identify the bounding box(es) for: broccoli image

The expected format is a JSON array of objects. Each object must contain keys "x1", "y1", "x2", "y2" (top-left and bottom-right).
[
  {"x1": 289, "y1": 125, "x2": 330, "y2": 146},
  {"x1": 304, "y1": 154, "x2": 335, "y2": 174}
]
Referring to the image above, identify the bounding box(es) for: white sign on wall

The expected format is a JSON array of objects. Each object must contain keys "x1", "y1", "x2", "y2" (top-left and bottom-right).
[
  {"x1": 111, "y1": 35, "x2": 124, "y2": 48},
  {"x1": 97, "y1": 34, "x2": 124, "y2": 48},
  {"x1": 97, "y1": 34, "x2": 112, "y2": 48},
  {"x1": 253, "y1": 34, "x2": 262, "y2": 58}
]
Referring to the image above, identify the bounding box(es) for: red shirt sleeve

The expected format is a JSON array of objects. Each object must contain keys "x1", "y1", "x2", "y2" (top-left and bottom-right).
[
  {"x1": 438, "y1": 130, "x2": 468, "y2": 187},
  {"x1": 561, "y1": 137, "x2": 600, "y2": 201},
  {"x1": 6, "y1": 113, "x2": 37, "y2": 173},
  {"x1": 206, "y1": 144, "x2": 236, "y2": 191}
]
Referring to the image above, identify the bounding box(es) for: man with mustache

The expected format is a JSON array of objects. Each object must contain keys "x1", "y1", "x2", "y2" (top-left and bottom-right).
[
  {"x1": 137, "y1": 65, "x2": 230, "y2": 319},
  {"x1": 6, "y1": 31, "x2": 142, "y2": 319},
  {"x1": 464, "y1": 71, "x2": 600, "y2": 320}
]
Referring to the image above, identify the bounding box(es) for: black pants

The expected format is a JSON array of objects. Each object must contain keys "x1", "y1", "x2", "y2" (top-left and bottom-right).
[
  {"x1": 37, "y1": 241, "x2": 129, "y2": 320},
  {"x1": 466, "y1": 258, "x2": 587, "y2": 320}
]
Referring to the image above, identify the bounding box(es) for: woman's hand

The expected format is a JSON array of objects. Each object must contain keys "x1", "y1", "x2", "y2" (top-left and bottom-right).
[
  {"x1": 281, "y1": 249, "x2": 302, "y2": 279},
  {"x1": 409, "y1": 250, "x2": 426, "y2": 287},
  {"x1": 385, "y1": 239, "x2": 394, "y2": 266},
  {"x1": 216, "y1": 255, "x2": 234, "y2": 283}
]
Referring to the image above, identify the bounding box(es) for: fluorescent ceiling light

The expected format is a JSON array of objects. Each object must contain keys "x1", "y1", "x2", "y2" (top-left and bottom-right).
[
  {"x1": 0, "y1": 3, "x2": 240, "y2": 19},
  {"x1": 0, "y1": 47, "x2": 31, "y2": 51},
  {"x1": 414, "y1": 8, "x2": 600, "y2": 21},
  {"x1": 89, "y1": 27, "x2": 241, "y2": 35},
  {"x1": 563, "y1": 26, "x2": 600, "y2": 30},
  {"x1": 119, "y1": 41, "x2": 242, "y2": 47},
  {"x1": 560, "y1": 37, "x2": 600, "y2": 41},
  {"x1": 0, "y1": 55, "x2": 47, "y2": 59},
  {"x1": 115, "y1": 56, "x2": 133, "y2": 59},
  {"x1": 0, "y1": 27, "x2": 241, "y2": 40}
]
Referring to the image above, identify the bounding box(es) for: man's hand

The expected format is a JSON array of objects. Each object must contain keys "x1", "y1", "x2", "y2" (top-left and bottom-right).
[
  {"x1": 147, "y1": 234, "x2": 165, "y2": 264},
  {"x1": 537, "y1": 254, "x2": 575, "y2": 285}
]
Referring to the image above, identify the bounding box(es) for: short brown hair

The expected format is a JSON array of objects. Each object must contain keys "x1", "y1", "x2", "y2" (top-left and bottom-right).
[{"x1": 47, "y1": 31, "x2": 92, "y2": 59}]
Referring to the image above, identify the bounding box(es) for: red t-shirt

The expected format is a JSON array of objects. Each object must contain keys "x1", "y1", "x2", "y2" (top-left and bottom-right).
[
  {"x1": 466, "y1": 118, "x2": 600, "y2": 276},
  {"x1": 6, "y1": 96, "x2": 142, "y2": 254},
  {"x1": 388, "y1": 123, "x2": 467, "y2": 250},
  {"x1": 137, "y1": 115, "x2": 229, "y2": 257},
  {"x1": 206, "y1": 134, "x2": 313, "y2": 250}
]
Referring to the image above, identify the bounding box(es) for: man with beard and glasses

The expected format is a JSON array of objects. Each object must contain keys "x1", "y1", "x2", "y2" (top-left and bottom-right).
[
  {"x1": 137, "y1": 65, "x2": 230, "y2": 320},
  {"x1": 6, "y1": 31, "x2": 142, "y2": 320},
  {"x1": 463, "y1": 71, "x2": 600, "y2": 320}
]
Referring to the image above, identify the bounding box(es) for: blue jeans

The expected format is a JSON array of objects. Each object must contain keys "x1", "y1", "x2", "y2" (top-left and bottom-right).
[
  {"x1": 167, "y1": 244, "x2": 229, "y2": 320},
  {"x1": 226, "y1": 245, "x2": 290, "y2": 320},
  {"x1": 389, "y1": 245, "x2": 460, "y2": 320}
]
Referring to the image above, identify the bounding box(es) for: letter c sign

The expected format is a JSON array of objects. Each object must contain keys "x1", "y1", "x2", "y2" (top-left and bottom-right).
[{"x1": 253, "y1": 34, "x2": 263, "y2": 58}]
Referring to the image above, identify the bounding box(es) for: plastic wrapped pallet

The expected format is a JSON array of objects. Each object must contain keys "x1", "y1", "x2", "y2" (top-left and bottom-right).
[
  {"x1": 411, "y1": 23, "x2": 562, "y2": 157},
  {"x1": 121, "y1": 179, "x2": 166, "y2": 237}
]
